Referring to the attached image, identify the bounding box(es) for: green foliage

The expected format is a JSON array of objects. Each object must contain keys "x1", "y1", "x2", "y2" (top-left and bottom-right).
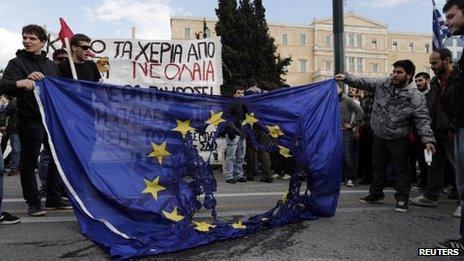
[{"x1": 215, "y1": 0, "x2": 291, "y2": 95}]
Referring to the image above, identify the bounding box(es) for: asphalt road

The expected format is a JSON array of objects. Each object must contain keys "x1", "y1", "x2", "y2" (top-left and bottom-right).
[{"x1": 0, "y1": 170, "x2": 461, "y2": 261}]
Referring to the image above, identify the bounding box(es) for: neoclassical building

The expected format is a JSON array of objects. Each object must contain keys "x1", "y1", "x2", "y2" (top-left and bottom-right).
[{"x1": 171, "y1": 12, "x2": 432, "y2": 86}]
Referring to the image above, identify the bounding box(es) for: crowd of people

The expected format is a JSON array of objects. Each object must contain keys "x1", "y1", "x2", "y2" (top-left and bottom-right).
[{"x1": 0, "y1": 0, "x2": 463, "y2": 254}]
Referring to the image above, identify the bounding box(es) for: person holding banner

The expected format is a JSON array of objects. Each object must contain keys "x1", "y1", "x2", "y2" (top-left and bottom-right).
[
  {"x1": 58, "y1": 34, "x2": 101, "y2": 82},
  {"x1": 2, "y1": 24, "x2": 71, "y2": 217}
]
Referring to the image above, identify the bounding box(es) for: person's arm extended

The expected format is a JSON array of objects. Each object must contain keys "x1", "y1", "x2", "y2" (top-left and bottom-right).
[{"x1": 335, "y1": 73, "x2": 387, "y2": 93}]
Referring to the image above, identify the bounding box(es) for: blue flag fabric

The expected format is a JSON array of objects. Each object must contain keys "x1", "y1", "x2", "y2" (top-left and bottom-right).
[
  {"x1": 432, "y1": 0, "x2": 451, "y2": 50},
  {"x1": 36, "y1": 77, "x2": 342, "y2": 260}
]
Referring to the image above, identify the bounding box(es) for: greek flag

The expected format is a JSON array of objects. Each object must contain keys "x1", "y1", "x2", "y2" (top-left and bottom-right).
[{"x1": 432, "y1": 0, "x2": 451, "y2": 50}]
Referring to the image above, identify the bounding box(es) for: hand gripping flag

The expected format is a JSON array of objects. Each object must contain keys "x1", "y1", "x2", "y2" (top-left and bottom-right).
[{"x1": 35, "y1": 77, "x2": 342, "y2": 260}]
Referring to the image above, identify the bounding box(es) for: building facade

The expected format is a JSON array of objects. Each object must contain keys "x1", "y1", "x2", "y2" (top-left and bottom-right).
[{"x1": 171, "y1": 12, "x2": 432, "y2": 86}]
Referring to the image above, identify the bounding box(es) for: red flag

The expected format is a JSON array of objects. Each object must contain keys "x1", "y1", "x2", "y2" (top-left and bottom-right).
[{"x1": 58, "y1": 18, "x2": 74, "y2": 45}]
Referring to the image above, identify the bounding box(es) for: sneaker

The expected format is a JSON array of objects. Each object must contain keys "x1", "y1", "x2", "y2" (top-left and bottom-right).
[
  {"x1": 281, "y1": 174, "x2": 291, "y2": 180},
  {"x1": 28, "y1": 202, "x2": 46, "y2": 216},
  {"x1": 225, "y1": 179, "x2": 236, "y2": 184},
  {"x1": 45, "y1": 200, "x2": 73, "y2": 210},
  {"x1": 0, "y1": 212, "x2": 21, "y2": 225},
  {"x1": 394, "y1": 201, "x2": 409, "y2": 213},
  {"x1": 260, "y1": 178, "x2": 273, "y2": 183},
  {"x1": 411, "y1": 185, "x2": 424, "y2": 192},
  {"x1": 453, "y1": 206, "x2": 461, "y2": 218},
  {"x1": 236, "y1": 177, "x2": 247, "y2": 183},
  {"x1": 271, "y1": 173, "x2": 279, "y2": 179},
  {"x1": 443, "y1": 185, "x2": 454, "y2": 194},
  {"x1": 437, "y1": 239, "x2": 464, "y2": 252},
  {"x1": 410, "y1": 195, "x2": 438, "y2": 207},
  {"x1": 358, "y1": 194, "x2": 385, "y2": 203},
  {"x1": 346, "y1": 180, "x2": 355, "y2": 187}
]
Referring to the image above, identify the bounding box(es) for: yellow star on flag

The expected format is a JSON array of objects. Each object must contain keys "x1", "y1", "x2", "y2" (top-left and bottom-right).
[
  {"x1": 242, "y1": 113, "x2": 259, "y2": 127},
  {"x1": 147, "y1": 141, "x2": 171, "y2": 164},
  {"x1": 193, "y1": 221, "x2": 216, "y2": 232},
  {"x1": 162, "y1": 206, "x2": 184, "y2": 222},
  {"x1": 267, "y1": 125, "x2": 284, "y2": 138},
  {"x1": 141, "y1": 177, "x2": 166, "y2": 200},
  {"x1": 172, "y1": 119, "x2": 195, "y2": 138},
  {"x1": 205, "y1": 110, "x2": 226, "y2": 127},
  {"x1": 232, "y1": 221, "x2": 246, "y2": 229},
  {"x1": 278, "y1": 145, "x2": 292, "y2": 158}
]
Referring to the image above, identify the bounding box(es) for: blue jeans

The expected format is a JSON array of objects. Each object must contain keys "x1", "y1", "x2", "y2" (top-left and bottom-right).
[
  {"x1": 0, "y1": 144, "x2": 5, "y2": 213},
  {"x1": 38, "y1": 148, "x2": 51, "y2": 188},
  {"x1": 455, "y1": 128, "x2": 464, "y2": 241},
  {"x1": 224, "y1": 136, "x2": 245, "y2": 180},
  {"x1": 9, "y1": 134, "x2": 20, "y2": 171},
  {"x1": 342, "y1": 130, "x2": 356, "y2": 180}
]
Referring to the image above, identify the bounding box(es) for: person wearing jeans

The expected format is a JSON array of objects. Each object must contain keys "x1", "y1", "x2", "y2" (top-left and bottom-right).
[
  {"x1": 224, "y1": 86, "x2": 247, "y2": 183},
  {"x1": 224, "y1": 136, "x2": 245, "y2": 183}
]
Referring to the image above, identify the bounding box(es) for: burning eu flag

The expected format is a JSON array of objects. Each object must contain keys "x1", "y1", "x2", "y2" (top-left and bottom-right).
[{"x1": 35, "y1": 77, "x2": 342, "y2": 260}]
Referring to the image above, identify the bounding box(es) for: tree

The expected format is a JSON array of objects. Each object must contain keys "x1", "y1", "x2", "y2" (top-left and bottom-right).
[{"x1": 215, "y1": 0, "x2": 291, "y2": 95}]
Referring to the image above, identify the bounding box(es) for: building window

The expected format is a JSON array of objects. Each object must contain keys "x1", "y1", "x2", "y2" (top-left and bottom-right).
[
  {"x1": 299, "y1": 59, "x2": 307, "y2": 73},
  {"x1": 356, "y1": 58, "x2": 363, "y2": 72},
  {"x1": 324, "y1": 35, "x2": 332, "y2": 46},
  {"x1": 323, "y1": 60, "x2": 333, "y2": 71},
  {"x1": 184, "y1": 28, "x2": 191, "y2": 39},
  {"x1": 356, "y1": 34, "x2": 363, "y2": 48},
  {"x1": 347, "y1": 57, "x2": 363, "y2": 72},
  {"x1": 282, "y1": 34, "x2": 288, "y2": 45},
  {"x1": 372, "y1": 63, "x2": 379, "y2": 73},
  {"x1": 425, "y1": 43, "x2": 430, "y2": 53},
  {"x1": 371, "y1": 39, "x2": 378, "y2": 49},
  {"x1": 408, "y1": 42, "x2": 415, "y2": 52},
  {"x1": 204, "y1": 27, "x2": 211, "y2": 38},
  {"x1": 392, "y1": 41, "x2": 398, "y2": 51},
  {"x1": 348, "y1": 57, "x2": 355, "y2": 72},
  {"x1": 348, "y1": 33, "x2": 355, "y2": 47},
  {"x1": 300, "y1": 34, "x2": 307, "y2": 46}
]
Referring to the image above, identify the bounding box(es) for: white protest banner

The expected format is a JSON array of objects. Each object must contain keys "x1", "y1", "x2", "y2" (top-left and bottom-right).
[{"x1": 46, "y1": 36, "x2": 223, "y2": 95}]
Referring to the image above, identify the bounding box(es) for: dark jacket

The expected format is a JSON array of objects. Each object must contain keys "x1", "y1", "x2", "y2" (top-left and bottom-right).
[
  {"x1": 2, "y1": 49, "x2": 60, "y2": 121},
  {"x1": 454, "y1": 58, "x2": 464, "y2": 128},
  {"x1": 4, "y1": 98, "x2": 18, "y2": 134},
  {"x1": 427, "y1": 69, "x2": 458, "y2": 131}
]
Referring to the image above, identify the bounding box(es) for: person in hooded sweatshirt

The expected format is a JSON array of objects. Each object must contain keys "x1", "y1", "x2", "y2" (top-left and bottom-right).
[
  {"x1": 335, "y1": 59, "x2": 436, "y2": 213},
  {"x1": 2, "y1": 24, "x2": 71, "y2": 217}
]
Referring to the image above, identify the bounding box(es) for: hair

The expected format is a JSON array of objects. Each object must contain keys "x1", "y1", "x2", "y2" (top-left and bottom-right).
[
  {"x1": 234, "y1": 85, "x2": 245, "y2": 94},
  {"x1": 393, "y1": 59, "x2": 415, "y2": 80},
  {"x1": 444, "y1": 0, "x2": 464, "y2": 13},
  {"x1": 22, "y1": 24, "x2": 47, "y2": 42},
  {"x1": 415, "y1": 72, "x2": 431, "y2": 80},
  {"x1": 52, "y1": 49, "x2": 68, "y2": 60},
  {"x1": 70, "y1": 34, "x2": 91, "y2": 47},
  {"x1": 433, "y1": 48, "x2": 452, "y2": 62},
  {"x1": 246, "y1": 78, "x2": 257, "y2": 88}
]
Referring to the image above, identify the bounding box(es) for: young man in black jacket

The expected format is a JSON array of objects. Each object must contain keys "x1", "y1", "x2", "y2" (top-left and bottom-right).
[
  {"x1": 438, "y1": 0, "x2": 464, "y2": 251},
  {"x1": 2, "y1": 24, "x2": 71, "y2": 217},
  {"x1": 0, "y1": 79, "x2": 34, "y2": 224}
]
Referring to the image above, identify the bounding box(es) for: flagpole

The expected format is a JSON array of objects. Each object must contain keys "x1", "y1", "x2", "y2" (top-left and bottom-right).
[
  {"x1": 64, "y1": 37, "x2": 78, "y2": 80},
  {"x1": 131, "y1": 26, "x2": 136, "y2": 86}
]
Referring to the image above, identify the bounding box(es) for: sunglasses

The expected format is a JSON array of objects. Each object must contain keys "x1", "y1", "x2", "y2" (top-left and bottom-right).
[
  {"x1": 55, "y1": 57, "x2": 67, "y2": 62},
  {"x1": 78, "y1": 45, "x2": 92, "y2": 51}
]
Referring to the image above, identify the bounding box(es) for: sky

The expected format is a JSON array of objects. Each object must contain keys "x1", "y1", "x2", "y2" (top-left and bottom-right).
[{"x1": 0, "y1": 0, "x2": 449, "y2": 69}]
